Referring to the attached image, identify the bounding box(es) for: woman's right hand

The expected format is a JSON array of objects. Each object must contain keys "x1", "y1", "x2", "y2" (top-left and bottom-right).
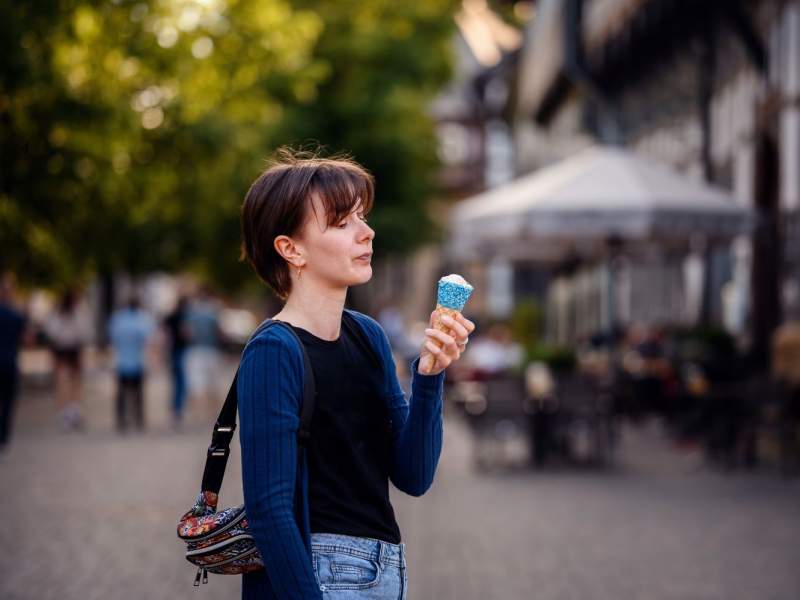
[{"x1": 418, "y1": 312, "x2": 474, "y2": 376}]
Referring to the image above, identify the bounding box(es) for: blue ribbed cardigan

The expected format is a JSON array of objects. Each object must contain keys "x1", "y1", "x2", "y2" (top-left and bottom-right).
[{"x1": 238, "y1": 309, "x2": 445, "y2": 599}]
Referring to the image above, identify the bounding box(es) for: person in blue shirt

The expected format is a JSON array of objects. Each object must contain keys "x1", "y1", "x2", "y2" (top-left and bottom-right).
[
  {"x1": 185, "y1": 287, "x2": 223, "y2": 415},
  {"x1": 109, "y1": 296, "x2": 155, "y2": 432},
  {"x1": 237, "y1": 149, "x2": 474, "y2": 599}
]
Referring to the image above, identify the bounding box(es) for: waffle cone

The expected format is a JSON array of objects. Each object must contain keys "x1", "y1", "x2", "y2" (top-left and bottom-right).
[{"x1": 419, "y1": 305, "x2": 461, "y2": 373}]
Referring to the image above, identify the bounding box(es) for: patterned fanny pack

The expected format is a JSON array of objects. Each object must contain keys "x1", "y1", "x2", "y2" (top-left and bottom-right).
[
  {"x1": 176, "y1": 320, "x2": 315, "y2": 586},
  {"x1": 178, "y1": 493, "x2": 263, "y2": 582}
]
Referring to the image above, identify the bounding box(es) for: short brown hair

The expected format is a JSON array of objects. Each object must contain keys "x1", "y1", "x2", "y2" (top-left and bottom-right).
[{"x1": 240, "y1": 148, "x2": 374, "y2": 299}]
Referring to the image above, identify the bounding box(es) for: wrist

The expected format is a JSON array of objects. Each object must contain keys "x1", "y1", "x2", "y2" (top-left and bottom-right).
[{"x1": 412, "y1": 356, "x2": 444, "y2": 379}]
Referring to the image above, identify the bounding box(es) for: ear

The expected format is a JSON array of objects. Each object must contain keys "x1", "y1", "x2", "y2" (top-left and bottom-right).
[{"x1": 273, "y1": 235, "x2": 306, "y2": 268}]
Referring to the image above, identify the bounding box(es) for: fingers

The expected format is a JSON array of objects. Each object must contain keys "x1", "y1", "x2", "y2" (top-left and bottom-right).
[
  {"x1": 440, "y1": 315, "x2": 468, "y2": 341},
  {"x1": 457, "y1": 314, "x2": 476, "y2": 334},
  {"x1": 425, "y1": 328, "x2": 458, "y2": 353},
  {"x1": 424, "y1": 340, "x2": 443, "y2": 355},
  {"x1": 424, "y1": 330, "x2": 461, "y2": 371},
  {"x1": 424, "y1": 340, "x2": 454, "y2": 369},
  {"x1": 441, "y1": 314, "x2": 475, "y2": 337},
  {"x1": 422, "y1": 312, "x2": 475, "y2": 374},
  {"x1": 447, "y1": 313, "x2": 475, "y2": 334}
]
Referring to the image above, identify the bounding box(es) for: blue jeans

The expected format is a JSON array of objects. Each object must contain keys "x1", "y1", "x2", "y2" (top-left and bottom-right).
[
  {"x1": 311, "y1": 533, "x2": 407, "y2": 600},
  {"x1": 171, "y1": 349, "x2": 187, "y2": 420}
]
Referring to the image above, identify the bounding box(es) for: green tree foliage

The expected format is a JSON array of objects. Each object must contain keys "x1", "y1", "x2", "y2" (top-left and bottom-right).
[
  {"x1": 1, "y1": 0, "x2": 456, "y2": 290},
  {"x1": 277, "y1": 0, "x2": 456, "y2": 256},
  {"x1": 510, "y1": 298, "x2": 542, "y2": 349}
]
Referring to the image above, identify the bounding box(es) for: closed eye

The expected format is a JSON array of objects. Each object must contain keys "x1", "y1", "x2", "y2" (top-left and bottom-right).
[{"x1": 337, "y1": 213, "x2": 368, "y2": 228}]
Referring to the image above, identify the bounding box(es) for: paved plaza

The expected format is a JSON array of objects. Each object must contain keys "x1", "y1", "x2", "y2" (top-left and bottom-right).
[{"x1": 1, "y1": 358, "x2": 799, "y2": 599}]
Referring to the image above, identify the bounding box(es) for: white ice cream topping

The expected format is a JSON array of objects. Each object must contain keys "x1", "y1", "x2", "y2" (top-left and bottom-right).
[{"x1": 439, "y1": 273, "x2": 473, "y2": 289}]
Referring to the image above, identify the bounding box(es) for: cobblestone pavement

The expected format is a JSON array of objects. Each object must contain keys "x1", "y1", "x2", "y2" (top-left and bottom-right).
[{"x1": 2, "y1": 359, "x2": 799, "y2": 600}]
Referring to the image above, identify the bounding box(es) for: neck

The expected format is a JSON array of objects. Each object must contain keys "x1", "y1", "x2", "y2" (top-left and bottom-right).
[{"x1": 274, "y1": 276, "x2": 347, "y2": 341}]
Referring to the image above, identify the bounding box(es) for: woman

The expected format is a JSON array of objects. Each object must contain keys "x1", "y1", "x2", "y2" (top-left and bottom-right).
[
  {"x1": 163, "y1": 294, "x2": 190, "y2": 427},
  {"x1": 44, "y1": 290, "x2": 90, "y2": 431},
  {"x1": 238, "y1": 150, "x2": 473, "y2": 600}
]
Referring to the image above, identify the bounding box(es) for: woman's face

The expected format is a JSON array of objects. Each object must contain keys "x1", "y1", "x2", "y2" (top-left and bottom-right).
[{"x1": 296, "y1": 194, "x2": 375, "y2": 290}]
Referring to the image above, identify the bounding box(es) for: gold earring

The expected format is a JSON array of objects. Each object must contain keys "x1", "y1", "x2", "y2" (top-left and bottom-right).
[{"x1": 296, "y1": 265, "x2": 303, "y2": 279}]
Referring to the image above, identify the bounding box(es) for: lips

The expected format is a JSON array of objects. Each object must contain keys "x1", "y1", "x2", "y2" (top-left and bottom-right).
[{"x1": 355, "y1": 253, "x2": 372, "y2": 261}]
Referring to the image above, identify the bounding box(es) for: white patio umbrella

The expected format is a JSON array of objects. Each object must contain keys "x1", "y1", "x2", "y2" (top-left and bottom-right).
[{"x1": 449, "y1": 145, "x2": 751, "y2": 259}]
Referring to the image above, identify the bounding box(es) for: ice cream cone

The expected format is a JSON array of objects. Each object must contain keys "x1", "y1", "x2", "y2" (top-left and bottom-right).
[{"x1": 419, "y1": 275, "x2": 473, "y2": 373}]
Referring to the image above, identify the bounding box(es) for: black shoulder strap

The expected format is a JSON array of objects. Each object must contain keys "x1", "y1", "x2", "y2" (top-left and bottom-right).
[
  {"x1": 200, "y1": 319, "x2": 316, "y2": 495},
  {"x1": 341, "y1": 310, "x2": 382, "y2": 371}
]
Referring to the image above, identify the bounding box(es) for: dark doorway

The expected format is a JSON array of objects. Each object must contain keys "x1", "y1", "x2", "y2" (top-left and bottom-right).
[{"x1": 750, "y1": 127, "x2": 782, "y2": 368}]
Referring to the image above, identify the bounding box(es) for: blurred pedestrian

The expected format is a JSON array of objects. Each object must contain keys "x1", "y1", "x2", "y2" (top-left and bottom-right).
[
  {"x1": 164, "y1": 295, "x2": 190, "y2": 427},
  {"x1": 44, "y1": 290, "x2": 90, "y2": 431},
  {"x1": 773, "y1": 321, "x2": 800, "y2": 388},
  {"x1": 109, "y1": 296, "x2": 155, "y2": 432},
  {"x1": 185, "y1": 287, "x2": 222, "y2": 414},
  {"x1": 377, "y1": 301, "x2": 418, "y2": 364},
  {"x1": 464, "y1": 323, "x2": 523, "y2": 378},
  {"x1": 0, "y1": 274, "x2": 28, "y2": 452}
]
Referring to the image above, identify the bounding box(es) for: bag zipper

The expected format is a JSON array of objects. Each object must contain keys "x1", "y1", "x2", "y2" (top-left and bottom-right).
[
  {"x1": 192, "y1": 567, "x2": 210, "y2": 586},
  {"x1": 188, "y1": 543, "x2": 260, "y2": 569},
  {"x1": 207, "y1": 546, "x2": 258, "y2": 569},
  {"x1": 186, "y1": 533, "x2": 255, "y2": 558}
]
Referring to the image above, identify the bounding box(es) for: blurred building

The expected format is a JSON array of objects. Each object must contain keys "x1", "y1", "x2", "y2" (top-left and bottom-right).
[
  {"x1": 452, "y1": 0, "x2": 798, "y2": 355},
  {"x1": 432, "y1": 0, "x2": 522, "y2": 195},
  {"x1": 365, "y1": 0, "x2": 525, "y2": 321}
]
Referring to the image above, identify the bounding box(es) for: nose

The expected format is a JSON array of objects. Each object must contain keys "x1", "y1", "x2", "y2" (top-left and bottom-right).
[{"x1": 359, "y1": 220, "x2": 375, "y2": 242}]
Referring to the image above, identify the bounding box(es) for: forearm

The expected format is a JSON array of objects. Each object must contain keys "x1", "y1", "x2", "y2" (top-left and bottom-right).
[{"x1": 390, "y1": 356, "x2": 445, "y2": 496}]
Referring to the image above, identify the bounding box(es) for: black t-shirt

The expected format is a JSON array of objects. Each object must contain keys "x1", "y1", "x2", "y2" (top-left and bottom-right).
[
  {"x1": 164, "y1": 309, "x2": 189, "y2": 352},
  {"x1": 290, "y1": 320, "x2": 401, "y2": 544}
]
